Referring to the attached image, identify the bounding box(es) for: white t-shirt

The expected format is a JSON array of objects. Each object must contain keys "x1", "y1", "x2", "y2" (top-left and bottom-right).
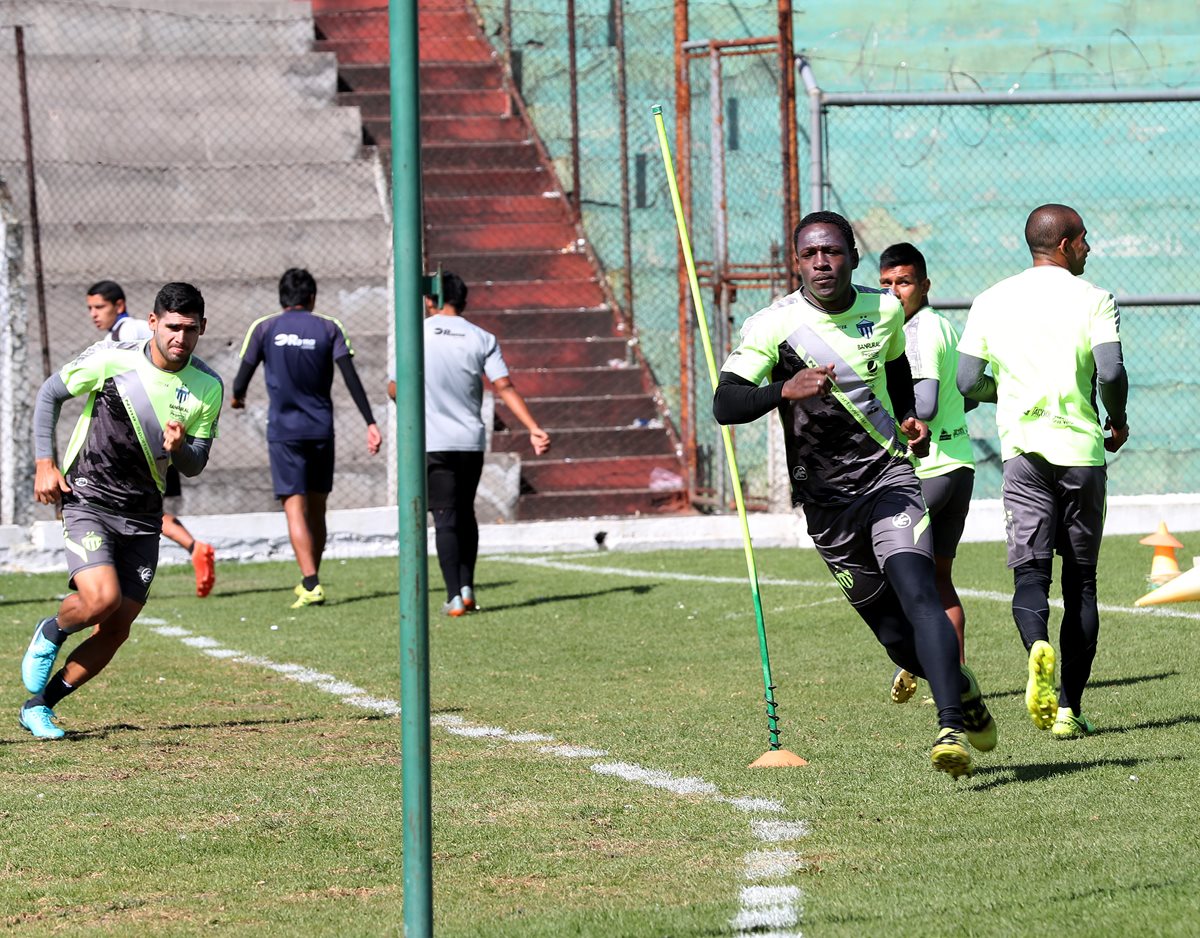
[
  {"x1": 423, "y1": 314, "x2": 509, "y2": 452},
  {"x1": 109, "y1": 314, "x2": 152, "y2": 342}
]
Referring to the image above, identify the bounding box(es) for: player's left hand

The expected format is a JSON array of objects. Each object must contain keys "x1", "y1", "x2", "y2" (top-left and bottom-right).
[
  {"x1": 164, "y1": 419, "x2": 185, "y2": 453},
  {"x1": 1104, "y1": 417, "x2": 1129, "y2": 453},
  {"x1": 366, "y1": 423, "x2": 382, "y2": 455},
  {"x1": 900, "y1": 417, "x2": 930, "y2": 459}
]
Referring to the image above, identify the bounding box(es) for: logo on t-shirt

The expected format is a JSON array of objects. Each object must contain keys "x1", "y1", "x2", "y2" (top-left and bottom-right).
[
  {"x1": 274, "y1": 334, "x2": 317, "y2": 350},
  {"x1": 856, "y1": 317, "x2": 875, "y2": 338}
]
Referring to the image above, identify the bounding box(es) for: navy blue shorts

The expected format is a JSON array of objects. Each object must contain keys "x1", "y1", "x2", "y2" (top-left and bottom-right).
[{"x1": 269, "y1": 438, "x2": 335, "y2": 498}]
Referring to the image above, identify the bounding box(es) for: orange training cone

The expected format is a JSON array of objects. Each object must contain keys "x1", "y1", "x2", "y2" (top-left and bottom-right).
[
  {"x1": 1135, "y1": 562, "x2": 1200, "y2": 607},
  {"x1": 1139, "y1": 522, "x2": 1184, "y2": 586},
  {"x1": 750, "y1": 749, "x2": 809, "y2": 767}
]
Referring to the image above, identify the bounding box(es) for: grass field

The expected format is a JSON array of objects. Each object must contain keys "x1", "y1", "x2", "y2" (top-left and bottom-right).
[{"x1": 3, "y1": 532, "x2": 1200, "y2": 936}]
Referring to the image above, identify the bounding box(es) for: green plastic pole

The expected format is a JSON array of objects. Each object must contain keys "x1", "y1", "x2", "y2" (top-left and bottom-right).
[
  {"x1": 651, "y1": 105, "x2": 784, "y2": 752},
  {"x1": 390, "y1": 1, "x2": 432, "y2": 934}
]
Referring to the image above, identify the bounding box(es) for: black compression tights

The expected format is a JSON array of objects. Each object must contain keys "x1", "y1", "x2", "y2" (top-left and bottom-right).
[
  {"x1": 432, "y1": 506, "x2": 479, "y2": 602},
  {"x1": 859, "y1": 552, "x2": 965, "y2": 731}
]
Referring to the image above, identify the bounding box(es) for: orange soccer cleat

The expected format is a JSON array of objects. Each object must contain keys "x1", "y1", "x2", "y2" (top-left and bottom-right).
[{"x1": 192, "y1": 541, "x2": 216, "y2": 598}]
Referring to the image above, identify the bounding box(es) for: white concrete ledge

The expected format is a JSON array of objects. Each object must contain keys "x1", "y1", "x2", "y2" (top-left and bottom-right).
[{"x1": 5, "y1": 494, "x2": 1200, "y2": 574}]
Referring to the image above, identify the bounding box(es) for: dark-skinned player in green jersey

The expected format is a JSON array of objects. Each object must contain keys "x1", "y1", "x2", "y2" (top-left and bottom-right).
[{"x1": 713, "y1": 211, "x2": 997, "y2": 779}]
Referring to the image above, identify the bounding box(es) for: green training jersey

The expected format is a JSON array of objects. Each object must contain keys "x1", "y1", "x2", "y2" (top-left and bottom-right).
[
  {"x1": 721, "y1": 285, "x2": 913, "y2": 507},
  {"x1": 59, "y1": 340, "x2": 224, "y2": 516},
  {"x1": 958, "y1": 266, "x2": 1120, "y2": 466},
  {"x1": 904, "y1": 306, "x2": 974, "y2": 480}
]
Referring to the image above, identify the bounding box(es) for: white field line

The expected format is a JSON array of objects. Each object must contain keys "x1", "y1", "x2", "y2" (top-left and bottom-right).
[
  {"x1": 505, "y1": 555, "x2": 1200, "y2": 622},
  {"x1": 147, "y1": 622, "x2": 809, "y2": 934}
]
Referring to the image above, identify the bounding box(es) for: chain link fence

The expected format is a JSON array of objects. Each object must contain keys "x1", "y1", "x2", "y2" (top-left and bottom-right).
[
  {"x1": 3, "y1": 0, "x2": 1197, "y2": 527},
  {"x1": 0, "y1": 0, "x2": 391, "y2": 523}
]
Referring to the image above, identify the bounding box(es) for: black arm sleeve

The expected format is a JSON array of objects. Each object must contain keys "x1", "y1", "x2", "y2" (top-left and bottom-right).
[
  {"x1": 884, "y1": 355, "x2": 916, "y2": 422},
  {"x1": 231, "y1": 359, "x2": 257, "y2": 401},
  {"x1": 1094, "y1": 341, "x2": 1128, "y2": 430},
  {"x1": 171, "y1": 436, "x2": 213, "y2": 477},
  {"x1": 337, "y1": 355, "x2": 377, "y2": 426},
  {"x1": 913, "y1": 377, "x2": 939, "y2": 422},
  {"x1": 33, "y1": 374, "x2": 72, "y2": 460},
  {"x1": 956, "y1": 353, "x2": 998, "y2": 403},
  {"x1": 712, "y1": 371, "x2": 784, "y2": 426}
]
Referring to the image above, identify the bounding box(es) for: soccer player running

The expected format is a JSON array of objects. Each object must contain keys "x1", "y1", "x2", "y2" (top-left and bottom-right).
[
  {"x1": 86, "y1": 280, "x2": 217, "y2": 597},
  {"x1": 713, "y1": 211, "x2": 996, "y2": 779},
  {"x1": 387, "y1": 272, "x2": 550, "y2": 616},
  {"x1": 878, "y1": 244, "x2": 976, "y2": 704},
  {"x1": 231, "y1": 268, "x2": 382, "y2": 608},
  {"x1": 958, "y1": 203, "x2": 1129, "y2": 739},
  {"x1": 20, "y1": 282, "x2": 223, "y2": 739}
]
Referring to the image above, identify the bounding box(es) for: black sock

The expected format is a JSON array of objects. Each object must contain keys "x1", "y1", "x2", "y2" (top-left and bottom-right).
[
  {"x1": 28, "y1": 670, "x2": 76, "y2": 710},
  {"x1": 302, "y1": 574, "x2": 320, "y2": 591},
  {"x1": 41, "y1": 615, "x2": 70, "y2": 645}
]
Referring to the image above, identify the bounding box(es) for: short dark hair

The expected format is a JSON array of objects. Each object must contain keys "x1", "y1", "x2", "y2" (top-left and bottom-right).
[
  {"x1": 879, "y1": 242, "x2": 927, "y2": 280},
  {"x1": 1024, "y1": 203, "x2": 1083, "y2": 255},
  {"x1": 440, "y1": 271, "x2": 468, "y2": 312},
  {"x1": 154, "y1": 282, "x2": 205, "y2": 318},
  {"x1": 794, "y1": 211, "x2": 857, "y2": 255},
  {"x1": 279, "y1": 268, "x2": 318, "y2": 308},
  {"x1": 86, "y1": 280, "x2": 125, "y2": 304}
]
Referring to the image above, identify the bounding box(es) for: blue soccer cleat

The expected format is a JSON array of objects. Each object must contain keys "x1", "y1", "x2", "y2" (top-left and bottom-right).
[
  {"x1": 22, "y1": 617, "x2": 62, "y2": 695},
  {"x1": 19, "y1": 704, "x2": 65, "y2": 740}
]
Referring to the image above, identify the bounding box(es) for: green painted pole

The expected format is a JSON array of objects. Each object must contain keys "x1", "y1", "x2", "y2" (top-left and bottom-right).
[
  {"x1": 390, "y1": 0, "x2": 432, "y2": 934},
  {"x1": 652, "y1": 105, "x2": 785, "y2": 753}
]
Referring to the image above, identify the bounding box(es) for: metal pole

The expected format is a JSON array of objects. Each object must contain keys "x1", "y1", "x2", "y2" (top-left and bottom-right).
[
  {"x1": 707, "y1": 45, "x2": 729, "y2": 509},
  {"x1": 389, "y1": 2, "x2": 431, "y2": 936},
  {"x1": 674, "y1": 0, "x2": 696, "y2": 502},
  {"x1": 613, "y1": 0, "x2": 634, "y2": 329},
  {"x1": 502, "y1": 0, "x2": 512, "y2": 68},
  {"x1": 797, "y1": 58, "x2": 824, "y2": 213},
  {"x1": 14, "y1": 26, "x2": 51, "y2": 380},
  {"x1": 567, "y1": 0, "x2": 581, "y2": 212},
  {"x1": 777, "y1": 0, "x2": 799, "y2": 291}
]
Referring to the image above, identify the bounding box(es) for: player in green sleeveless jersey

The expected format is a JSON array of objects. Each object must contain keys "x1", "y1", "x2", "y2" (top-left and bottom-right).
[{"x1": 19, "y1": 283, "x2": 223, "y2": 740}]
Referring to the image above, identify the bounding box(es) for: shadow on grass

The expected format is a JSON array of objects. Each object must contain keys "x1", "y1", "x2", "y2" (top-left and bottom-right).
[
  {"x1": 64, "y1": 713, "x2": 326, "y2": 741},
  {"x1": 479, "y1": 583, "x2": 656, "y2": 613},
  {"x1": 989, "y1": 670, "x2": 1179, "y2": 699},
  {"x1": 970, "y1": 753, "x2": 1185, "y2": 792},
  {"x1": 1092, "y1": 712, "x2": 1200, "y2": 736}
]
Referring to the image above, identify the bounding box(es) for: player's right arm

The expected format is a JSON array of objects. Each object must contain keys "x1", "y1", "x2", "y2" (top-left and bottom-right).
[
  {"x1": 32, "y1": 374, "x2": 74, "y2": 504},
  {"x1": 231, "y1": 318, "x2": 268, "y2": 408}
]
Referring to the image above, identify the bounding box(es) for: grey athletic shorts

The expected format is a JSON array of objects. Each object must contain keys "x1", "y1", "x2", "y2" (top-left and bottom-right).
[
  {"x1": 1002, "y1": 453, "x2": 1106, "y2": 568},
  {"x1": 805, "y1": 469, "x2": 933, "y2": 608},
  {"x1": 61, "y1": 499, "x2": 160, "y2": 604},
  {"x1": 920, "y1": 466, "x2": 974, "y2": 559}
]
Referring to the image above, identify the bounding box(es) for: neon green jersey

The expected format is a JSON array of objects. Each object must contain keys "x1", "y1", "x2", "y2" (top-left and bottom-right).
[
  {"x1": 904, "y1": 307, "x2": 974, "y2": 480},
  {"x1": 959, "y1": 266, "x2": 1120, "y2": 466},
  {"x1": 59, "y1": 340, "x2": 223, "y2": 515},
  {"x1": 721, "y1": 285, "x2": 912, "y2": 506}
]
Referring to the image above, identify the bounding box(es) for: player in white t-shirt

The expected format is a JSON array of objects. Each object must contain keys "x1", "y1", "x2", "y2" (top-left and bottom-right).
[
  {"x1": 388, "y1": 272, "x2": 549, "y2": 616},
  {"x1": 85, "y1": 281, "x2": 216, "y2": 597}
]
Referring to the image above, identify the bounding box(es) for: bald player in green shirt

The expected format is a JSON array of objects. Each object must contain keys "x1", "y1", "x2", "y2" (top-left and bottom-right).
[{"x1": 958, "y1": 203, "x2": 1128, "y2": 740}]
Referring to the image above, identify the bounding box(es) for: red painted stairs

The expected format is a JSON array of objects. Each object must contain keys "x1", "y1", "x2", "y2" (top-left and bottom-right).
[{"x1": 305, "y1": 0, "x2": 691, "y2": 520}]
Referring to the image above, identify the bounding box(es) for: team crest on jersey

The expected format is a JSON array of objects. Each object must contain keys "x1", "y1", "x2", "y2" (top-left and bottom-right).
[
  {"x1": 892, "y1": 512, "x2": 912, "y2": 529},
  {"x1": 856, "y1": 317, "x2": 875, "y2": 337},
  {"x1": 833, "y1": 568, "x2": 854, "y2": 592},
  {"x1": 81, "y1": 531, "x2": 103, "y2": 552},
  {"x1": 175, "y1": 386, "x2": 190, "y2": 404}
]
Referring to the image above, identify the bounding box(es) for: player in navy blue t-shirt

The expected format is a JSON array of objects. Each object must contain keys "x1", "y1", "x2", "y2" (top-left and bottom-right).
[{"x1": 231, "y1": 268, "x2": 381, "y2": 608}]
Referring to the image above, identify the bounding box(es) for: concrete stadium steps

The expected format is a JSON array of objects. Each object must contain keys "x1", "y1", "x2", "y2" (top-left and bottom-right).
[
  {"x1": 0, "y1": 3, "x2": 315, "y2": 55},
  {"x1": 39, "y1": 219, "x2": 388, "y2": 282},
  {"x1": 0, "y1": 54, "x2": 339, "y2": 110},
  {"x1": 425, "y1": 221, "x2": 580, "y2": 253},
  {"x1": 430, "y1": 251, "x2": 594, "y2": 282},
  {"x1": 498, "y1": 395, "x2": 658, "y2": 430},
  {"x1": 32, "y1": 162, "x2": 384, "y2": 224},
  {"x1": 465, "y1": 308, "x2": 615, "y2": 340},
  {"x1": 0, "y1": 107, "x2": 364, "y2": 165},
  {"x1": 303, "y1": 0, "x2": 689, "y2": 519},
  {"x1": 505, "y1": 367, "x2": 650, "y2": 399}
]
